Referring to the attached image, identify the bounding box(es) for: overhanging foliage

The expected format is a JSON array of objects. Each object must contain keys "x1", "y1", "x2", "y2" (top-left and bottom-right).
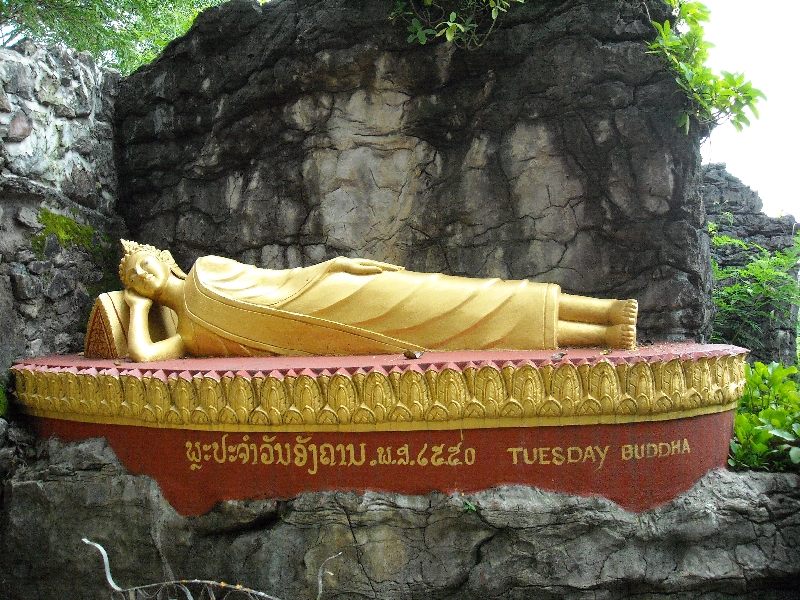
[{"x1": 0, "y1": 0, "x2": 225, "y2": 74}]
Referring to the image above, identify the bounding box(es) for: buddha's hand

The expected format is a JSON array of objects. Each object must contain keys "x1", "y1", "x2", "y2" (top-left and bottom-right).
[
  {"x1": 329, "y1": 256, "x2": 405, "y2": 275},
  {"x1": 124, "y1": 288, "x2": 153, "y2": 311}
]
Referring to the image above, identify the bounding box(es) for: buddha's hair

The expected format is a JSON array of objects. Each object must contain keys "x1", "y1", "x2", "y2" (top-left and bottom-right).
[{"x1": 119, "y1": 239, "x2": 187, "y2": 283}]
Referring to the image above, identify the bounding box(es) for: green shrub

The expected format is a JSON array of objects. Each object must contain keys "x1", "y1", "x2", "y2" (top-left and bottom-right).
[
  {"x1": 390, "y1": 0, "x2": 525, "y2": 48},
  {"x1": 711, "y1": 233, "x2": 800, "y2": 358},
  {"x1": 729, "y1": 362, "x2": 800, "y2": 471},
  {"x1": 647, "y1": 0, "x2": 764, "y2": 134}
]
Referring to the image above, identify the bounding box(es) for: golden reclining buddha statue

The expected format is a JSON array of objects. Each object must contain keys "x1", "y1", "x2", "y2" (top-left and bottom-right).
[{"x1": 84, "y1": 240, "x2": 638, "y2": 362}]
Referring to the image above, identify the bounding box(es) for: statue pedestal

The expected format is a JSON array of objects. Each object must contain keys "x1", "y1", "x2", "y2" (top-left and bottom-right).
[{"x1": 13, "y1": 343, "x2": 747, "y2": 515}]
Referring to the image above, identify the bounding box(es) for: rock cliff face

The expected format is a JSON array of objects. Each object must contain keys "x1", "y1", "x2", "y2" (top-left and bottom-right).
[
  {"x1": 116, "y1": 0, "x2": 711, "y2": 343},
  {"x1": 702, "y1": 164, "x2": 799, "y2": 364},
  {"x1": 0, "y1": 41, "x2": 125, "y2": 373},
  {"x1": 1, "y1": 430, "x2": 798, "y2": 600}
]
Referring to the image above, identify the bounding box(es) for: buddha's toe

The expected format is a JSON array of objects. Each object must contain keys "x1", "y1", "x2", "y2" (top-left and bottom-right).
[
  {"x1": 609, "y1": 299, "x2": 638, "y2": 326},
  {"x1": 607, "y1": 324, "x2": 637, "y2": 350}
]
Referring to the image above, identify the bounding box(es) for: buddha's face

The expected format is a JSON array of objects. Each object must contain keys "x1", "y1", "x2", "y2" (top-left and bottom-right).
[{"x1": 123, "y1": 251, "x2": 171, "y2": 299}]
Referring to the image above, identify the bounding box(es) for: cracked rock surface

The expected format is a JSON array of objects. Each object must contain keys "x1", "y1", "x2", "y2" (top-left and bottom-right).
[
  {"x1": 116, "y1": 0, "x2": 712, "y2": 342},
  {"x1": 0, "y1": 42, "x2": 126, "y2": 373},
  {"x1": 1, "y1": 432, "x2": 798, "y2": 600}
]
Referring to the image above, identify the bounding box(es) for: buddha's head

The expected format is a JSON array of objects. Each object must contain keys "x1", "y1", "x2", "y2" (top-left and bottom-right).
[{"x1": 119, "y1": 240, "x2": 186, "y2": 300}]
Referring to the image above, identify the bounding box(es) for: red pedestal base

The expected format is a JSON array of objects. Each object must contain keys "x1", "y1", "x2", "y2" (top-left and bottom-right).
[
  {"x1": 32, "y1": 410, "x2": 733, "y2": 515},
  {"x1": 15, "y1": 343, "x2": 746, "y2": 515}
]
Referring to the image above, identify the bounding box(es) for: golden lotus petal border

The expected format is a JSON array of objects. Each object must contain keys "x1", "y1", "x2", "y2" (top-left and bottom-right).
[{"x1": 12, "y1": 349, "x2": 747, "y2": 432}]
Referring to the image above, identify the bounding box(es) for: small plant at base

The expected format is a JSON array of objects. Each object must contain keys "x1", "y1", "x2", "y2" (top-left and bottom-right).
[
  {"x1": 0, "y1": 384, "x2": 7, "y2": 417},
  {"x1": 646, "y1": 0, "x2": 765, "y2": 135},
  {"x1": 729, "y1": 362, "x2": 800, "y2": 470}
]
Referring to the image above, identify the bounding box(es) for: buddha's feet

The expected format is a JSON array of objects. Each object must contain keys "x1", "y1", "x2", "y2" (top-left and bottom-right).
[
  {"x1": 609, "y1": 299, "x2": 638, "y2": 326},
  {"x1": 606, "y1": 324, "x2": 637, "y2": 350}
]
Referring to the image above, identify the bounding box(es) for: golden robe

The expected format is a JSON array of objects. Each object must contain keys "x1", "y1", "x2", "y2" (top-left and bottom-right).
[{"x1": 179, "y1": 256, "x2": 560, "y2": 357}]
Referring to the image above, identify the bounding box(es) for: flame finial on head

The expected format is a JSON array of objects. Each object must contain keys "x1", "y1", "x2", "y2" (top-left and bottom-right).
[{"x1": 118, "y1": 239, "x2": 187, "y2": 284}]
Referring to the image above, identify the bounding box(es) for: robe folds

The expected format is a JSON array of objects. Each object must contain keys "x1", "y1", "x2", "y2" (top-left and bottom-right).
[{"x1": 179, "y1": 256, "x2": 560, "y2": 357}]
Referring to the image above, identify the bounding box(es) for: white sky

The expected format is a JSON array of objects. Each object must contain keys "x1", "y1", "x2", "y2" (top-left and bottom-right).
[{"x1": 700, "y1": 0, "x2": 799, "y2": 219}]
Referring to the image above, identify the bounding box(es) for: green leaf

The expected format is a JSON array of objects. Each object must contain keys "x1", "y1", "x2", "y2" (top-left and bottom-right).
[
  {"x1": 676, "y1": 112, "x2": 690, "y2": 134},
  {"x1": 768, "y1": 428, "x2": 797, "y2": 442},
  {"x1": 647, "y1": 1, "x2": 762, "y2": 134}
]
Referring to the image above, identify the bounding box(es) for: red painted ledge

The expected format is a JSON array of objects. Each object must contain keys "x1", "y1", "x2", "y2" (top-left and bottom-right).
[{"x1": 14, "y1": 342, "x2": 747, "y2": 515}]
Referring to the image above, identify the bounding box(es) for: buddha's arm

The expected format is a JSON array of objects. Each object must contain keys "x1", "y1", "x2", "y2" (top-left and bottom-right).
[
  {"x1": 124, "y1": 290, "x2": 186, "y2": 362},
  {"x1": 323, "y1": 256, "x2": 405, "y2": 275}
]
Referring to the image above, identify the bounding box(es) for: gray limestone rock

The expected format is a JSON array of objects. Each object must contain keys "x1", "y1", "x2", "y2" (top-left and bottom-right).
[
  {"x1": 6, "y1": 110, "x2": 32, "y2": 141},
  {"x1": 15, "y1": 206, "x2": 43, "y2": 230},
  {"x1": 0, "y1": 85, "x2": 11, "y2": 112},
  {"x1": 26, "y1": 259, "x2": 52, "y2": 275},
  {"x1": 45, "y1": 270, "x2": 76, "y2": 300},
  {"x1": 115, "y1": 0, "x2": 710, "y2": 343},
  {"x1": 0, "y1": 43, "x2": 127, "y2": 373},
  {"x1": 0, "y1": 43, "x2": 120, "y2": 217},
  {"x1": 9, "y1": 263, "x2": 42, "y2": 300}
]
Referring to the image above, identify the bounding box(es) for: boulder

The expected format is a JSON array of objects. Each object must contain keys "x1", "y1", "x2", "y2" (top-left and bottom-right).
[{"x1": 116, "y1": 0, "x2": 711, "y2": 343}]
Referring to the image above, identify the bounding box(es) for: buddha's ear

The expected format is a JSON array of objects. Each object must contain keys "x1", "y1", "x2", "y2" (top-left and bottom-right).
[{"x1": 163, "y1": 250, "x2": 187, "y2": 279}]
